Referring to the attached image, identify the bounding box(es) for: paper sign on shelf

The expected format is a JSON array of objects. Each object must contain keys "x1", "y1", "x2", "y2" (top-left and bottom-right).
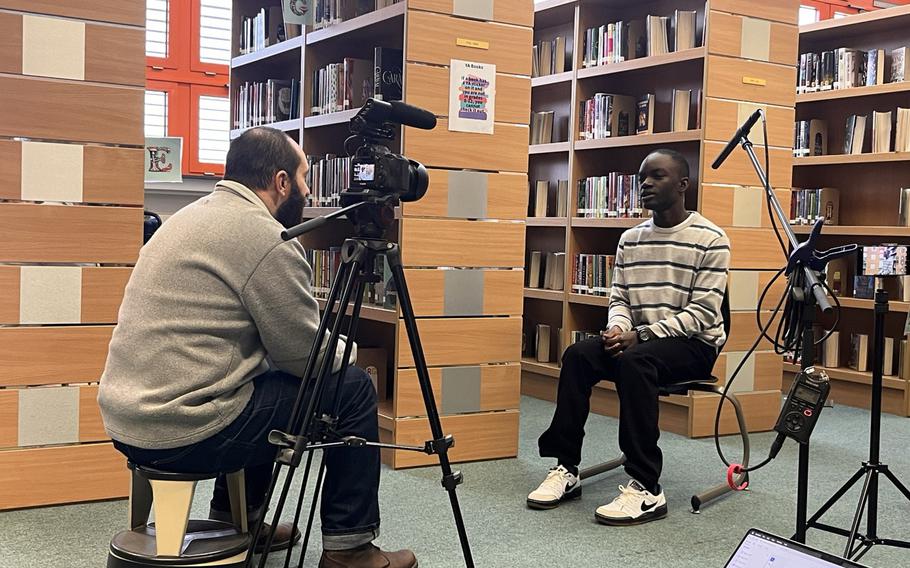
[
  {"x1": 282, "y1": 0, "x2": 314, "y2": 25},
  {"x1": 448, "y1": 59, "x2": 495, "y2": 135},
  {"x1": 144, "y1": 137, "x2": 183, "y2": 183}
]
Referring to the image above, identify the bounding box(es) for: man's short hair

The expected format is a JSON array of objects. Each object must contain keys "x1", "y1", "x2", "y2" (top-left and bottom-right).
[
  {"x1": 648, "y1": 148, "x2": 690, "y2": 179},
  {"x1": 224, "y1": 127, "x2": 301, "y2": 190}
]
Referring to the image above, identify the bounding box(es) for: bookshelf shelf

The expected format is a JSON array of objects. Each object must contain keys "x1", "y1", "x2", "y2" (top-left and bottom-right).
[
  {"x1": 304, "y1": 108, "x2": 360, "y2": 129},
  {"x1": 782, "y1": 363, "x2": 906, "y2": 391},
  {"x1": 530, "y1": 141, "x2": 571, "y2": 154},
  {"x1": 230, "y1": 118, "x2": 301, "y2": 140},
  {"x1": 231, "y1": 35, "x2": 304, "y2": 69},
  {"x1": 521, "y1": 357, "x2": 561, "y2": 378},
  {"x1": 527, "y1": 216, "x2": 568, "y2": 227},
  {"x1": 524, "y1": 287, "x2": 564, "y2": 301},
  {"x1": 834, "y1": 297, "x2": 910, "y2": 313},
  {"x1": 305, "y1": 2, "x2": 406, "y2": 46},
  {"x1": 799, "y1": 4, "x2": 910, "y2": 42},
  {"x1": 793, "y1": 152, "x2": 910, "y2": 166},
  {"x1": 571, "y1": 217, "x2": 644, "y2": 229},
  {"x1": 576, "y1": 47, "x2": 705, "y2": 80},
  {"x1": 575, "y1": 129, "x2": 702, "y2": 151},
  {"x1": 317, "y1": 298, "x2": 398, "y2": 324},
  {"x1": 532, "y1": 71, "x2": 573, "y2": 88},
  {"x1": 568, "y1": 293, "x2": 608, "y2": 307},
  {"x1": 796, "y1": 81, "x2": 910, "y2": 103},
  {"x1": 793, "y1": 225, "x2": 910, "y2": 237}
]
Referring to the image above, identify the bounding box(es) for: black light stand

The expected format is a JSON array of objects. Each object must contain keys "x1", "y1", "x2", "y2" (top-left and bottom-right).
[
  {"x1": 803, "y1": 288, "x2": 910, "y2": 562},
  {"x1": 243, "y1": 198, "x2": 475, "y2": 568}
]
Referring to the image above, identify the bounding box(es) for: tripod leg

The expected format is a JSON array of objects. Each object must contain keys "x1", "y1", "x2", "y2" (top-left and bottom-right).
[
  {"x1": 806, "y1": 467, "x2": 866, "y2": 526},
  {"x1": 285, "y1": 450, "x2": 317, "y2": 568},
  {"x1": 296, "y1": 454, "x2": 328, "y2": 568},
  {"x1": 881, "y1": 467, "x2": 910, "y2": 501},
  {"x1": 386, "y1": 245, "x2": 474, "y2": 568},
  {"x1": 252, "y1": 251, "x2": 365, "y2": 567},
  {"x1": 844, "y1": 470, "x2": 873, "y2": 559}
]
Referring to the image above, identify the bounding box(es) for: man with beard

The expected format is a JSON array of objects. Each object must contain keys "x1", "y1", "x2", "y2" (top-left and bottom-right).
[
  {"x1": 99, "y1": 127, "x2": 417, "y2": 567},
  {"x1": 526, "y1": 149, "x2": 730, "y2": 526}
]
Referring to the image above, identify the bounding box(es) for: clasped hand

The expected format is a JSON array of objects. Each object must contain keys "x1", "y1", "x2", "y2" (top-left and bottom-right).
[{"x1": 601, "y1": 326, "x2": 638, "y2": 357}]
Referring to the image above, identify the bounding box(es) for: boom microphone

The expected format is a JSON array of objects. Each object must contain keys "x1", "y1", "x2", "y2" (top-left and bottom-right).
[
  {"x1": 388, "y1": 100, "x2": 437, "y2": 130},
  {"x1": 711, "y1": 108, "x2": 763, "y2": 170}
]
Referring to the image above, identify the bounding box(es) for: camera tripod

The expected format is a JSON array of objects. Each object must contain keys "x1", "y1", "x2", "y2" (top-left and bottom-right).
[
  {"x1": 244, "y1": 199, "x2": 474, "y2": 568},
  {"x1": 801, "y1": 289, "x2": 910, "y2": 562}
]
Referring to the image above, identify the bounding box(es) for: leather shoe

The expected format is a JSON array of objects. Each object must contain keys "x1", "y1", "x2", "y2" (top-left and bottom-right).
[
  {"x1": 318, "y1": 543, "x2": 418, "y2": 567},
  {"x1": 254, "y1": 521, "x2": 301, "y2": 553}
]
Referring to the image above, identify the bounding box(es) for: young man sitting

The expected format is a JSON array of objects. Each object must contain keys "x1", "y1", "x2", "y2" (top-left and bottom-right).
[{"x1": 527, "y1": 149, "x2": 731, "y2": 525}]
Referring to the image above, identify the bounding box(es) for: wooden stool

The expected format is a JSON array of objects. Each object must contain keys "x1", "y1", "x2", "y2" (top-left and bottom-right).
[{"x1": 107, "y1": 462, "x2": 251, "y2": 568}]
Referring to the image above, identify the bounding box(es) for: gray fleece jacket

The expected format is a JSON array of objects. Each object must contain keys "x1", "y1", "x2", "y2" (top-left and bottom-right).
[{"x1": 98, "y1": 180, "x2": 356, "y2": 449}]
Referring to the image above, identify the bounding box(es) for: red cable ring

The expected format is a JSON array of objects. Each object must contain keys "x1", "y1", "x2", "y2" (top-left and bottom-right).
[{"x1": 727, "y1": 463, "x2": 749, "y2": 491}]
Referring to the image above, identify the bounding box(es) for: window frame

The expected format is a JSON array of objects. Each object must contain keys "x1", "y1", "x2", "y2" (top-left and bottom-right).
[
  {"x1": 190, "y1": 0, "x2": 233, "y2": 77},
  {"x1": 189, "y1": 84, "x2": 231, "y2": 176},
  {"x1": 146, "y1": 1, "x2": 230, "y2": 177}
]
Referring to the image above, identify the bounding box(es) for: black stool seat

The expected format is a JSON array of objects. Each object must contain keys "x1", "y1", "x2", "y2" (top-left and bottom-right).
[
  {"x1": 129, "y1": 462, "x2": 220, "y2": 482},
  {"x1": 109, "y1": 521, "x2": 250, "y2": 568},
  {"x1": 659, "y1": 375, "x2": 720, "y2": 396}
]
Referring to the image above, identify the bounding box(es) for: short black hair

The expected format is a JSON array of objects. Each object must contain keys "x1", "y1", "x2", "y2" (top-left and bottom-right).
[
  {"x1": 647, "y1": 148, "x2": 690, "y2": 179},
  {"x1": 224, "y1": 127, "x2": 301, "y2": 190}
]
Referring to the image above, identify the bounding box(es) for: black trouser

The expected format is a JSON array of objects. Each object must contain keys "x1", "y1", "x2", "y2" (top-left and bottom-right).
[
  {"x1": 538, "y1": 337, "x2": 718, "y2": 492},
  {"x1": 114, "y1": 366, "x2": 381, "y2": 550}
]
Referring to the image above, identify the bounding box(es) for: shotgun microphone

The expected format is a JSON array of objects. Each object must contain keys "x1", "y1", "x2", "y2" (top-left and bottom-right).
[{"x1": 711, "y1": 108, "x2": 763, "y2": 170}]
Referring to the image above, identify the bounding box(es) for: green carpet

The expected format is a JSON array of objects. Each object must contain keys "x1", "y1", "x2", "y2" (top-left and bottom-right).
[{"x1": 1, "y1": 395, "x2": 908, "y2": 567}]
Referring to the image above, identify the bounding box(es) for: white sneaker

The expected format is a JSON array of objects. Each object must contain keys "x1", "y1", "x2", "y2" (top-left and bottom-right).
[
  {"x1": 527, "y1": 465, "x2": 581, "y2": 510},
  {"x1": 595, "y1": 479, "x2": 667, "y2": 525}
]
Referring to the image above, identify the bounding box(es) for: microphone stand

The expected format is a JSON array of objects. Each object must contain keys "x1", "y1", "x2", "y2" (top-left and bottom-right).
[{"x1": 716, "y1": 116, "x2": 856, "y2": 543}]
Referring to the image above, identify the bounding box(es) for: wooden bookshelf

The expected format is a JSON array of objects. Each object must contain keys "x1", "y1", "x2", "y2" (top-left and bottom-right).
[
  {"x1": 532, "y1": 71, "x2": 573, "y2": 88},
  {"x1": 230, "y1": 118, "x2": 301, "y2": 140},
  {"x1": 575, "y1": 46, "x2": 705, "y2": 79},
  {"x1": 791, "y1": 6, "x2": 910, "y2": 422},
  {"x1": 231, "y1": 35, "x2": 305, "y2": 69},
  {"x1": 796, "y1": 80, "x2": 910, "y2": 103},
  {"x1": 0, "y1": 1, "x2": 144, "y2": 509},
  {"x1": 522, "y1": 0, "x2": 798, "y2": 438},
  {"x1": 529, "y1": 141, "x2": 571, "y2": 154},
  {"x1": 575, "y1": 129, "x2": 703, "y2": 150},
  {"x1": 527, "y1": 216, "x2": 568, "y2": 227},
  {"x1": 524, "y1": 288, "x2": 564, "y2": 301},
  {"x1": 792, "y1": 225, "x2": 910, "y2": 236},
  {"x1": 232, "y1": 1, "x2": 531, "y2": 468},
  {"x1": 794, "y1": 152, "x2": 910, "y2": 166}
]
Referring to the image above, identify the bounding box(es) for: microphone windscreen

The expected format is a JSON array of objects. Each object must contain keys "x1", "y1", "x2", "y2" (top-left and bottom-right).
[{"x1": 389, "y1": 100, "x2": 437, "y2": 130}]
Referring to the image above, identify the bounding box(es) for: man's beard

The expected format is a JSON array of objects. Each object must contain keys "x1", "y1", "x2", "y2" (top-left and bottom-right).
[{"x1": 275, "y1": 181, "x2": 306, "y2": 229}]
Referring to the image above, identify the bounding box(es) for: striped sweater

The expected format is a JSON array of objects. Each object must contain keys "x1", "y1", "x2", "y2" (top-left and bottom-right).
[{"x1": 606, "y1": 212, "x2": 731, "y2": 348}]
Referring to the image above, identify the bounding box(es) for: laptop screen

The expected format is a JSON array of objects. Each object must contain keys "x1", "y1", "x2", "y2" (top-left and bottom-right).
[{"x1": 726, "y1": 529, "x2": 868, "y2": 568}]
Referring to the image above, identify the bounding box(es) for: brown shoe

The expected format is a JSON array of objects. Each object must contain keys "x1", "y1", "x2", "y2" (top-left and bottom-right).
[
  {"x1": 254, "y1": 521, "x2": 301, "y2": 553},
  {"x1": 318, "y1": 543, "x2": 418, "y2": 568}
]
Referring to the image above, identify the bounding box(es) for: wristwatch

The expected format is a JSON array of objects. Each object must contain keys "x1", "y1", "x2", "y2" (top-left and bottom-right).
[{"x1": 635, "y1": 325, "x2": 655, "y2": 343}]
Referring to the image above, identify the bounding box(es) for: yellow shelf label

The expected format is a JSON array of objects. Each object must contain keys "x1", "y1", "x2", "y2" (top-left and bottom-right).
[
  {"x1": 742, "y1": 76, "x2": 767, "y2": 86},
  {"x1": 456, "y1": 37, "x2": 490, "y2": 50}
]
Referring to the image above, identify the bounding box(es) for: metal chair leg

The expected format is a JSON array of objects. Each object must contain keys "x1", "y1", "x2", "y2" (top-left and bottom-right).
[
  {"x1": 580, "y1": 454, "x2": 626, "y2": 480},
  {"x1": 688, "y1": 386, "x2": 750, "y2": 513}
]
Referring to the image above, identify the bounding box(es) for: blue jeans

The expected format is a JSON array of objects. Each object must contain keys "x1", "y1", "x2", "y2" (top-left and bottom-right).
[{"x1": 113, "y1": 366, "x2": 381, "y2": 550}]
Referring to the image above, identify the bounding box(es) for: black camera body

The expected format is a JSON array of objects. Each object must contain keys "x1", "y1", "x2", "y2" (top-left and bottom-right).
[{"x1": 348, "y1": 143, "x2": 423, "y2": 201}]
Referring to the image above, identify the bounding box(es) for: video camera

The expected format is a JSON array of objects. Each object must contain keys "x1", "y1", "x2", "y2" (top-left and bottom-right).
[{"x1": 343, "y1": 98, "x2": 434, "y2": 204}]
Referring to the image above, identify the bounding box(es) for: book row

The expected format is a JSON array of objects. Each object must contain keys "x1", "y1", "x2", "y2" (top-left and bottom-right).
[
  {"x1": 797, "y1": 46, "x2": 909, "y2": 93},
  {"x1": 581, "y1": 10, "x2": 699, "y2": 69},
  {"x1": 310, "y1": 48, "x2": 403, "y2": 116},
  {"x1": 304, "y1": 247, "x2": 395, "y2": 309},
  {"x1": 233, "y1": 79, "x2": 301, "y2": 129},
  {"x1": 576, "y1": 173, "x2": 646, "y2": 219}
]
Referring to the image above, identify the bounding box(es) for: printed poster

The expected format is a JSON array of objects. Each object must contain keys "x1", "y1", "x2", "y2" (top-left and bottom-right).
[
  {"x1": 448, "y1": 59, "x2": 495, "y2": 135},
  {"x1": 144, "y1": 137, "x2": 183, "y2": 183},
  {"x1": 282, "y1": 0, "x2": 314, "y2": 25}
]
